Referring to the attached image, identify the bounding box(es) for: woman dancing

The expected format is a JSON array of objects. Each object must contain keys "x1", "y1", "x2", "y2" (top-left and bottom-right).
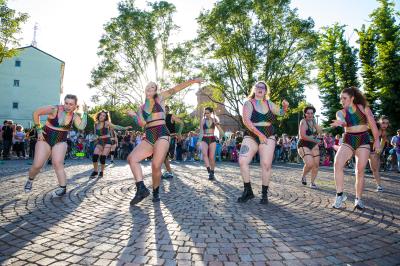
[
  {"x1": 127, "y1": 78, "x2": 202, "y2": 204},
  {"x1": 198, "y1": 107, "x2": 224, "y2": 180},
  {"x1": 24, "y1": 94, "x2": 87, "y2": 197},
  {"x1": 90, "y1": 110, "x2": 131, "y2": 179},
  {"x1": 331, "y1": 87, "x2": 380, "y2": 210},
  {"x1": 297, "y1": 106, "x2": 323, "y2": 188},
  {"x1": 368, "y1": 115, "x2": 390, "y2": 192},
  {"x1": 238, "y1": 81, "x2": 289, "y2": 204}
]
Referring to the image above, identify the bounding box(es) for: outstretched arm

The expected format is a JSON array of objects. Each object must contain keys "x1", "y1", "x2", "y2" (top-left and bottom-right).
[
  {"x1": 109, "y1": 122, "x2": 132, "y2": 131},
  {"x1": 331, "y1": 110, "x2": 346, "y2": 128},
  {"x1": 127, "y1": 109, "x2": 146, "y2": 127},
  {"x1": 160, "y1": 78, "x2": 203, "y2": 99}
]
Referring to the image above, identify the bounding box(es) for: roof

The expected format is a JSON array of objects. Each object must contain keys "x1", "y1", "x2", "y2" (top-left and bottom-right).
[{"x1": 17, "y1": 45, "x2": 65, "y2": 64}]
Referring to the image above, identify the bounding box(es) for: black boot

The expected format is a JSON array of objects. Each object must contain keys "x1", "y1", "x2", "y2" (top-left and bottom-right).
[
  {"x1": 260, "y1": 185, "x2": 269, "y2": 205},
  {"x1": 90, "y1": 171, "x2": 98, "y2": 179},
  {"x1": 237, "y1": 182, "x2": 254, "y2": 203},
  {"x1": 152, "y1": 186, "x2": 160, "y2": 202},
  {"x1": 208, "y1": 170, "x2": 215, "y2": 181},
  {"x1": 130, "y1": 181, "x2": 150, "y2": 205}
]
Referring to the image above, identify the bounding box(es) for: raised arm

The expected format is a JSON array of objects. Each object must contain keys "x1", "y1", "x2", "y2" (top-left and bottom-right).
[
  {"x1": 242, "y1": 101, "x2": 266, "y2": 140},
  {"x1": 73, "y1": 112, "x2": 87, "y2": 130},
  {"x1": 214, "y1": 119, "x2": 225, "y2": 137},
  {"x1": 268, "y1": 99, "x2": 289, "y2": 116},
  {"x1": 160, "y1": 78, "x2": 203, "y2": 99}
]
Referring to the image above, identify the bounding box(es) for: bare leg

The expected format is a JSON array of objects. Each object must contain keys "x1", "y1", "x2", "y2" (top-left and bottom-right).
[
  {"x1": 369, "y1": 153, "x2": 381, "y2": 186},
  {"x1": 51, "y1": 142, "x2": 68, "y2": 186},
  {"x1": 28, "y1": 141, "x2": 51, "y2": 179},
  {"x1": 238, "y1": 138, "x2": 258, "y2": 183},
  {"x1": 333, "y1": 145, "x2": 353, "y2": 193},
  {"x1": 311, "y1": 146, "x2": 320, "y2": 184},
  {"x1": 127, "y1": 141, "x2": 154, "y2": 182},
  {"x1": 354, "y1": 146, "x2": 370, "y2": 199},
  {"x1": 208, "y1": 142, "x2": 217, "y2": 170}
]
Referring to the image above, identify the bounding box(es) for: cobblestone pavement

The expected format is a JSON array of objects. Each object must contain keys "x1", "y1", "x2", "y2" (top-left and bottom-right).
[{"x1": 0, "y1": 159, "x2": 399, "y2": 265}]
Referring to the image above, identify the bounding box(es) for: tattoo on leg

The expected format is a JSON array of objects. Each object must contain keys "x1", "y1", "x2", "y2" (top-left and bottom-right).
[{"x1": 240, "y1": 145, "x2": 250, "y2": 155}]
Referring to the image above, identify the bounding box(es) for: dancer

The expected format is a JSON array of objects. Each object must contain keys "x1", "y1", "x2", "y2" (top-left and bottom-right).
[
  {"x1": 331, "y1": 87, "x2": 380, "y2": 210},
  {"x1": 162, "y1": 105, "x2": 184, "y2": 179},
  {"x1": 110, "y1": 129, "x2": 118, "y2": 164},
  {"x1": 90, "y1": 110, "x2": 131, "y2": 179},
  {"x1": 24, "y1": 94, "x2": 87, "y2": 197},
  {"x1": 127, "y1": 78, "x2": 203, "y2": 204},
  {"x1": 198, "y1": 107, "x2": 224, "y2": 180},
  {"x1": 297, "y1": 106, "x2": 323, "y2": 188},
  {"x1": 238, "y1": 81, "x2": 289, "y2": 204},
  {"x1": 369, "y1": 115, "x2": 390, "y2": 192}
]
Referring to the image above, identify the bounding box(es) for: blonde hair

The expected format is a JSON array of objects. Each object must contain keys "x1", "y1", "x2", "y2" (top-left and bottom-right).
[
  {"x1": 247, "y1": 81, "x2": 270, "y2": 100},
  {"x1": 145, "y1": 81, "x2": 159, "y2": 99}
]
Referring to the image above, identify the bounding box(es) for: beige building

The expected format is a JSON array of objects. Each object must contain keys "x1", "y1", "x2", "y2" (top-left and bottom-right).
[
  {"x1": 0, "y1": 46, "x2": 64, "y2": 127},
  {"x1": 194, "y1": 86, "x2": 241, "y2": 134}
]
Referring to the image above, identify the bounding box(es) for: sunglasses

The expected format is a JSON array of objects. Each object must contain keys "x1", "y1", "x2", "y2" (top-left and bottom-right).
[{"x1": 256, "y1": 85, "x2": 266, "y2": 90}]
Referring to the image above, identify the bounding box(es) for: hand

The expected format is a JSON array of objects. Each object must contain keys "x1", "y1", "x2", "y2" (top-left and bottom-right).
[
  {"x1": 282, "y1": 99, "x2": 289, "y2": 108},
  {"x1": 330, "y1": 120, "x2": 344, "y2": 128},
  {"x1": 259, "y1": 135, "x2": 268, "y2": 144},
  {"x1": 127, "y1": 110, "x2": 136, "y2": 117},
  {"x1": 82, "y1": 102, "x2": 88, "y2": 112},
  {"x1": 37, "y1": 132, "x2": 45, "y2": 141},
  {"x1": 373, "y1": 140, "x2": 381, "y2": 154},
  {"x1": 192, "y1": 77, "x2": 205, "y2": 84}
]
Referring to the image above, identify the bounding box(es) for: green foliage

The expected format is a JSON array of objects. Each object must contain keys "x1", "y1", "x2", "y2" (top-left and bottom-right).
[
  {"x1": 357, "y1": 25, "x2": 379, "y2": 113},
  {"x1": 87, "y1": 103, "x2": 141, "y2": 133},
  {"x1": 370, "y1": 0, "x2": 400, "y2": 129},
  {"x1": 89, "y1": 0, "x2": 177, "y2": 105},
  {"x1": 0, "y1": 0, "x2": 28, "y2": 63},
  {"x1": 196, "y1": 0, "x2": 318, "y2": 134},
  {"x1": 316, "y1": 24, "x2": 359, "y2": 128},
  {"x1": 166, "y1": 100, "x2": 199, "y2": 133}
]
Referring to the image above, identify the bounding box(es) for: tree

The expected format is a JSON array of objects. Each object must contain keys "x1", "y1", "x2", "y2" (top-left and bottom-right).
[
  {"x1": 196, "y1": 0, "x2": 318, "y2": 134},
  {"x1": 89, "y1": 0, "x2": 177, "y2": 105},
  {"x1": 316, "y1": 24, "x2": 359, "y2": 128},
  {"x1": 370, "y1": 0, "x2": 400, "y2": 129},
  {"x1": 0, "y1": 0, "x2": 28, "y2": 63},
  {"x1": 357, "y1": 25, "x2": 379, "y2": 113}
]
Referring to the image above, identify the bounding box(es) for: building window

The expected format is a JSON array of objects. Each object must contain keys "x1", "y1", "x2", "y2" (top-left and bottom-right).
[
  {"x1": 13, "y1": 80, "x2": 19, "y2": 87},
  {"x1": 12, "y1": 102, "x2": 18, "y2": 109},
  {"x1": 15, "y1": 60, "x2": 21, "y2": 67}
]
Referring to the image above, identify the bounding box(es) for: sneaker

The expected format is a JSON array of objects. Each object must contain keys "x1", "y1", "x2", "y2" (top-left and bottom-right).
[
  {"x1": 376, "y1": 185, "x2": 383, "y2": 192},
  {"x1": 332, "y1": 194, "x2": 347, "y2": 209},
  {"x1": 110, "y1": 160, "x2": 114, "y2": 164},
  {"x1": 354, "y1": 198, "x2": 365, "y2": 210},
  {"x1": 24, "y1": 179, "x2": 33, "y2": 193},
  {"x1": 310, "y1": 183, "x2": 317, "y2": 189},
  {"x1": 90, "y1": 171, "x2": 98, "y2": 179},
  {"x1": 52, "y1": 187, "x2": 66, "y2": 197},
  {"x1": 98, "y1": 172, "x2": 103, "y2": 178},
  {"x1": 301, "y1": 177, "x2": 307, "y2": 186}
]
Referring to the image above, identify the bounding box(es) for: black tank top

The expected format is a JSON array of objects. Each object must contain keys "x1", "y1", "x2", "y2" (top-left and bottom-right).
[{"x1": 165, "y1": 114, "x2": 176, "y2": 133}]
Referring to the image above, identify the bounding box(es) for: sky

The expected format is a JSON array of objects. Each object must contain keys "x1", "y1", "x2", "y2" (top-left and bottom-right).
[{"x1": 7, "y1": 0, "x2": 400, "y2": 119}]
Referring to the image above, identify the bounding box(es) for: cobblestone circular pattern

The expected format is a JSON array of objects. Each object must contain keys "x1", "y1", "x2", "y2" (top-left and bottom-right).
[{"x1": 0, "y1": 161, "x2": 399, "y2": 265}]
